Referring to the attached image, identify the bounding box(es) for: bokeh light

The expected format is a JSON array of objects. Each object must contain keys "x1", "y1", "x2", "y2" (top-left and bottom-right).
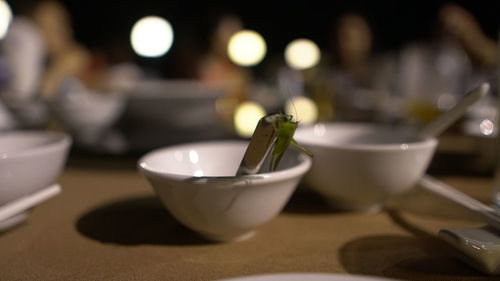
[
  {"x1": 0, "y1": 0, "x2": 12, "y2": 40},
  {"x1": 130, "y1": 16, "x2": 174, "y2": 58},
  {"x1": 227, "y1": 30, "x2": 267, "y2": 66},
  {"x1": 479, "y1": 119, "x2": 494, "y2": 136},
  {"x1": 284, "y1": 39, "x2": 321, "y2": 70},
  {"x1": 285, "y1": 96, "x2": 318, "y2": 124},
  {"x1": 234, "y1": 101, "x2": 266, "y2": 137}
]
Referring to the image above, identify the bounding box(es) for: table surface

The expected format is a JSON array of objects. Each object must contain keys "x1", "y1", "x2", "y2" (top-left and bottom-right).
[{"x1": 1, "y1": 155, "x2": 499, "y2": 281}]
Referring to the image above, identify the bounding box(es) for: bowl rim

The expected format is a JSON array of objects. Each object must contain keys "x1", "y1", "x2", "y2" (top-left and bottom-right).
[
  {"x1": 295, "y1": 122, "x2": 438, "y2": 151},
  {"x1": 0, "y1": 131, "x2": 72, "y2": 159},
  {"x1": 138, "y1": 140, "x2": 312, "y2": 185}
]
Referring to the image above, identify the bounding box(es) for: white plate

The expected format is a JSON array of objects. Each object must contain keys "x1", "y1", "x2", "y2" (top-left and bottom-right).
[
  {"x1": 218, "y1": 273, "x2": 402, "y2": 281},
  {"x1": 0, "y1": 183, "x2": 61, "y2": 231}
]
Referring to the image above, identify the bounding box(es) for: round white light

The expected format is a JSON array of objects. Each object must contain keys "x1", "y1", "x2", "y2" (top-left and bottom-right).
[
  {"x1": 285, "y1": 96, "x2": 318, "y2": 124},
  {"x1": 234, "y1": 101, "x2": 266, "y2": 137},
  {"x1": 0, "y1": 0, "x2": 12, "y2": 40},
  {"x1": 284, "y1": 39, "x2": 321, "y2": 70},
  {"x1": 479, "y1": 119, "x2": 494, "y2": 136},
  {"x1": 227, "y1": 30, "x2": 266, "y2": 67},
  {"x1": 130, "y1": 16, "x2": 174, "y2": 58}
]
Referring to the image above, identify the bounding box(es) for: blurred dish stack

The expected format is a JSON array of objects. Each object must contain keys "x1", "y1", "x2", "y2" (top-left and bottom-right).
[
  {"x1": 119, "y1": 79, "x2": 233, "y2": 152},
  {"x1": 50, "y1": 79, "x2": 234, "y2": 154}
]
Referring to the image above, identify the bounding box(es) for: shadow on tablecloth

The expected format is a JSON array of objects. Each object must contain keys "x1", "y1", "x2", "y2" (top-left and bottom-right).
[
  {"x1": 339, "y1": 232, "x2": 494, "y2": 280},
  {"x1": 282, "y1": 184, "x2": 341, "y2": 215},
  {"x1": 75, "y1": 196, "x2": 212, "y2": 246}
]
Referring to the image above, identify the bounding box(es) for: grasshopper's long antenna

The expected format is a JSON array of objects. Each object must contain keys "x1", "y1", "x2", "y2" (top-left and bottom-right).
[{"x1": 286, "y1": 86, "x2": 300, "y2": 122}]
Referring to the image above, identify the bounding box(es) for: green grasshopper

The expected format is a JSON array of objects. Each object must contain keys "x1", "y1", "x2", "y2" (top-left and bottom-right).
[{"x1": 269, "y1": 114, "x2": 313, "y2": 171}]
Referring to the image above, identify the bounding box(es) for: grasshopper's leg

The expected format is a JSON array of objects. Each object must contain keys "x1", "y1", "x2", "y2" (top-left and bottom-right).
[{"x1": 290, "y1": 139, "x2": 314, "y2": 158}]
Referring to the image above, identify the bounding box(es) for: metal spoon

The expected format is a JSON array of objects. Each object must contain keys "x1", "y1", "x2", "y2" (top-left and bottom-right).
[
  {"x1": 416, "y1": 83, "x2": 490, "y2": 140},
  {"x1": 420, "y1": 175, "x2": 500, "y2": 230},
  {"x1": 236, "y1": 114, "x2": 281, "y2": 176}
]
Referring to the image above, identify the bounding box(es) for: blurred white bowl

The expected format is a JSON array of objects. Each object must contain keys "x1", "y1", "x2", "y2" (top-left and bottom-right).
[
  {"x1": 122, "y1": 79, "x2": 230, "y2": 150},
  {"x1": 50, "y1": 77, "x2": 125, "y2": 146},
  {"x1": 138, "y1": 140, "x2": 311, "y2": 242},
  {"x1": 0, "y1": 131, "x2": 71, "y2": 206},
  {"x1": 294, "y1": 123, "x2": 437, "y2": 212}
]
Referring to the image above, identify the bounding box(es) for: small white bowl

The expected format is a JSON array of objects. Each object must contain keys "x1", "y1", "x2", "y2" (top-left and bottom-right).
[
  {"x1": 0, "y1": 131, "x2": 71, "y2": 206},
  {"x1": 50, "y1": 78, "x2": 125, "y2": 144},
  {"x1": 294, "y1": 123, "x2": 437, "y2": 212},
  {"x1": 138, "y1": 140, "x2": 311, "y2": 242}
]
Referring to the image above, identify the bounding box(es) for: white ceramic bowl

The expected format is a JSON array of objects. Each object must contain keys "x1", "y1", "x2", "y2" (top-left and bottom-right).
[
  {"x1": 50, "y1": 78, "x2": 125, "y2": 144},
  {"x1": 0, "y1": 131, "x2": 71, "y2": 206},
  {"x1": 123, "y1": 79, "x2": 228, "y2": 150},
  {"x1": 294, "y1": 123, "x2": 438, "y2": 212},
  {"x1": 138, "y1": 140, "x2": 311, "y2": 242}
]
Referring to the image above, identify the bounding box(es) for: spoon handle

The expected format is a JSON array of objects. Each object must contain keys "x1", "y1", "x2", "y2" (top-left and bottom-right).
[
  {"x1": 420, "y1": 175, "x2": 500, "y2": 231},
  {"x1": 416, "y1": 83, "x2": 490, "y2": 140},
  {"x1": 236, "y1": 114, "x2": 279, "y2": 176},
  {"x1": 0, "y1": 184, "x2": 61, "y2": 222}
]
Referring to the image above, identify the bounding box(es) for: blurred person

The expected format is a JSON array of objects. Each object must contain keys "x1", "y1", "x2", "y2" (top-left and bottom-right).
[
  {"x1": 198, "y1": 13, "x2": 249, "y2": 95},
  {"x1": 439, "y1": 3, "x2": 497, "y2": 70},
  {"x1": 33, "y1": 0, "x2": 142, "y2": 96},
  {"x1": 395, "y1": 3, "x2": 497, "y2": 126},
  {"x1": 199, "y1": 14, "x2": 240, "y2": 81},
  {"x1": 33, "y1": 0, "x2": 90, "y2": 98},
  {"x1": 0, "y1": 0, "x2": 48, "y2": 128},
  {"x1": 329, "y1": 13, "x2": 381, "y2": 122},
  {"x1": 80, "y1": 40, "x2": 143, "y2": 93},
  {"x1": 1, "y1": 6, "x2": 45, "y2": 102},
  {"x1": 334, "y1": 14, "x2": 372, "y2": 82},
  {"x1": 198, "y1": 14, "x2": 251, "y2": 127},
  {"x1": 439, "y1": 3, "x2": 498, "y2": 142},
  {"x1": 31, "y1": 0, "x2": 140, "y2": 151}
]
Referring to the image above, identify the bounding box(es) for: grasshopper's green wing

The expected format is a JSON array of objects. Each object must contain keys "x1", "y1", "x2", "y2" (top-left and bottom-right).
[
  {"x1": 270, "y1": 119, "x2": 297, "y2": 171},
  {"x1": 268, "y1": 113, "x2": 313, "y2": 171}
]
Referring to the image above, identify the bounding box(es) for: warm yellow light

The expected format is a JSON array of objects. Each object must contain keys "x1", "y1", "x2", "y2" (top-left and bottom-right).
[
  {"x1": 0, "y1": 0, "x2": 12, "y2": 40},
  {"x1": 234, "y1": 101, "x2": 266, "y2": 137},
  {"x1": 284, "y1": 39, "x2": 321, "y2": 70},
  {"x1": 227, "y1": 30, "x2": 266, "y2": 66},
  {"x1": 130, "y1": 16, "x2": 174, "y2": 58},
  {"x1": 285, "y1": 96, "x2": 318, "y2": 124}
]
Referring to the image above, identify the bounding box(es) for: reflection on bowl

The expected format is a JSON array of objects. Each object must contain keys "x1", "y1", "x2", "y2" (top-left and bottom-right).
[
  {"x1": 0, "y1": 131, "x2": 71, "y2": 205},
  {"x1": 138, "y1": 140, "x2": 311, "y2": 242},
  {"x1": 295, "y1": 122, "x2": 437, "y2": 212}
]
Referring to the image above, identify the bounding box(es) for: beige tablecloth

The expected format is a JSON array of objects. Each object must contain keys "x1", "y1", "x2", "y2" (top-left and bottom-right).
[{"x1": 0, "y1": 156, "x2": 498, "y2": 280}]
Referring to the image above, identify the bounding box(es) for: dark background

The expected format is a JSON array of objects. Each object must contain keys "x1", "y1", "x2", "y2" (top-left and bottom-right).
[{"x1": 13, "y1": 0, "x2": 500, "y2": 77}]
